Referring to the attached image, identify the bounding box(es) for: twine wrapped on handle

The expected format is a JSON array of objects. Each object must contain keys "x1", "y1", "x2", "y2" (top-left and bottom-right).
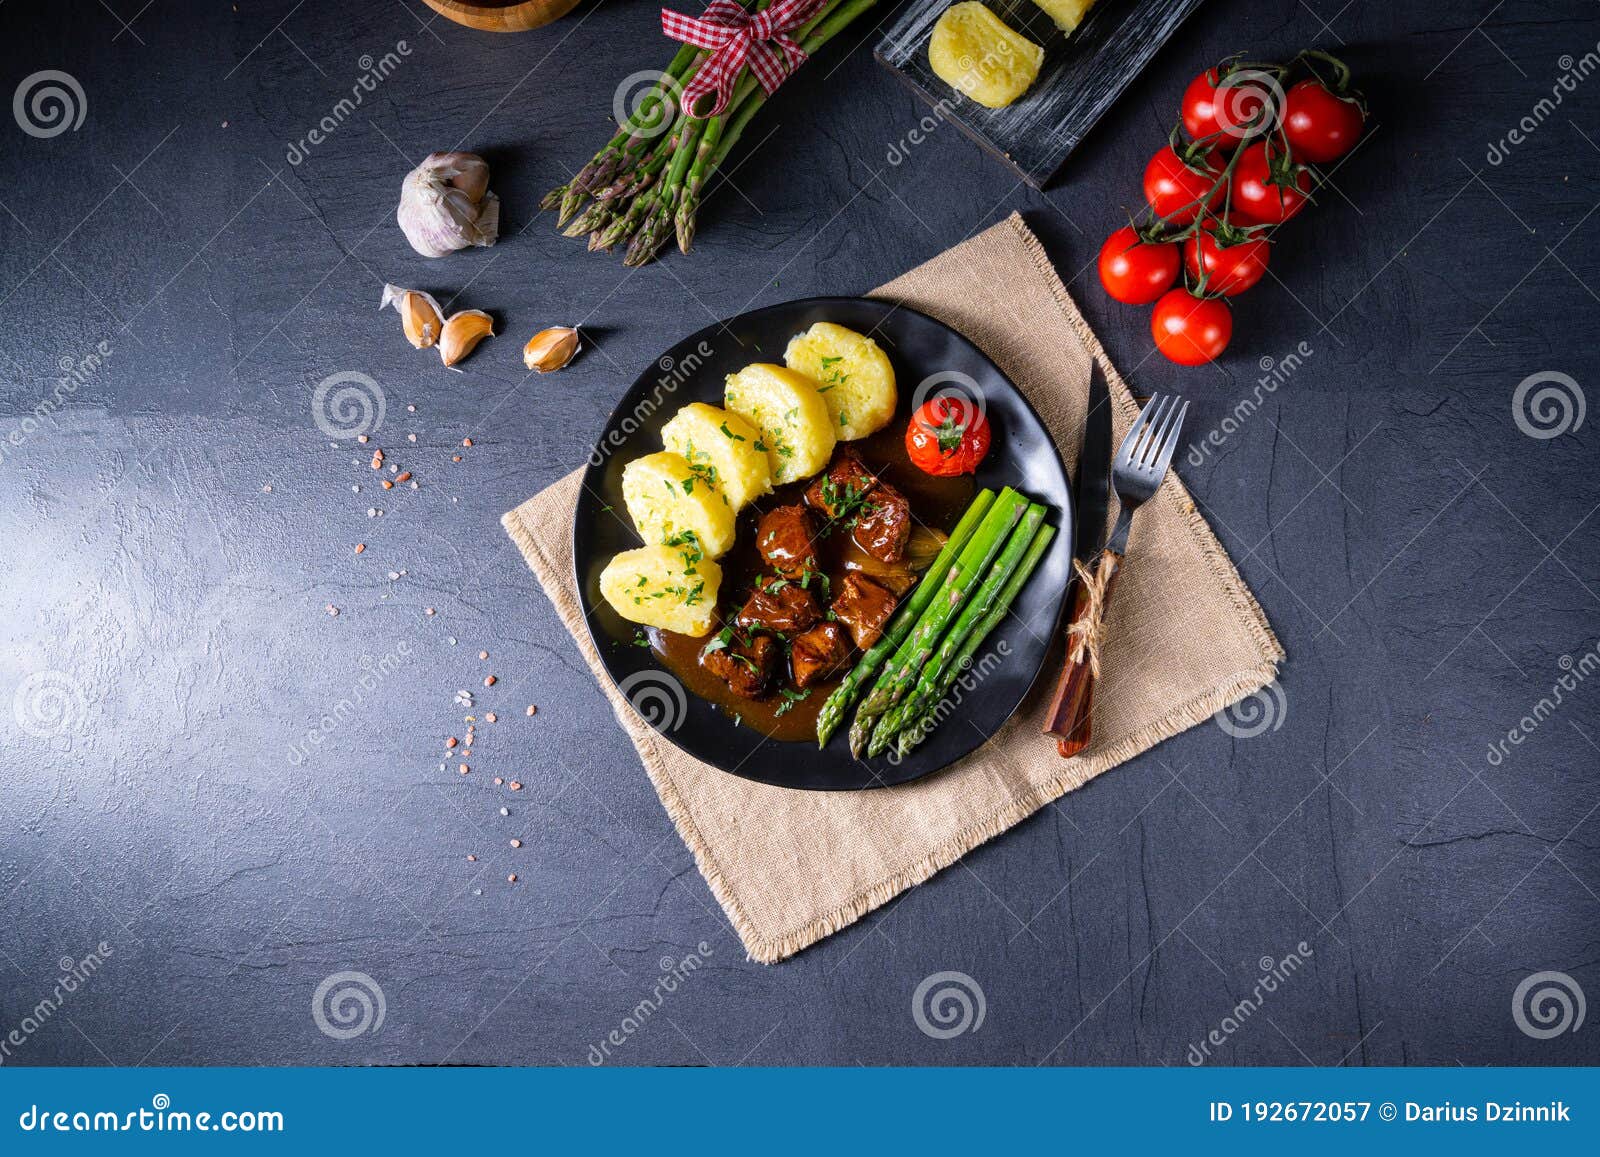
[{"x1": 1066, "y1": 555, "x2": 1113, "y2": 678}]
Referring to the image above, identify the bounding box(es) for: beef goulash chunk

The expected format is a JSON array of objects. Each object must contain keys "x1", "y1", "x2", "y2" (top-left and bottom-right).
[
  {"x1": 851, "y1": 482, "x2": 912, "y2": 564},
  {"x1": 735, "y1": 579, "x2": 822, "y2": 635},
  {"x1": 790, "y1": 622, "x2": 851, "y2": 688},
  {"x1": 755, "y1": 504, "x2": 819, "y2": 579},
  {"x1": 804, "y1": 448, "x2": 880, "y2": 519},
  {"x1": 831, "y1": 572, "x2": 900, "y2": 650},
  {"x1": 700, "y1": 631, "x2": 778, "y2": 699}
]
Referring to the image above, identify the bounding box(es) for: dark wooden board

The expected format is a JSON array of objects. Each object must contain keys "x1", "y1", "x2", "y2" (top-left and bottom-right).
[{"x1": 875, "y1": 0, "x2": 1208, "y2": 188}]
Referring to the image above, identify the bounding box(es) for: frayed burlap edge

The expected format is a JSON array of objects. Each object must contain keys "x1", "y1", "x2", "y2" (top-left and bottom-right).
[{"x1": 500, "y1": 214, "x2": 1284, "y2": 963}]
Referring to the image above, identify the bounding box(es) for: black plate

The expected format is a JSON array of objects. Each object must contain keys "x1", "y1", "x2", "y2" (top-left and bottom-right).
[
  {"x1": 875, "y1": 0, "x2": 1206, "y2": 189},
  {"x1": 573, "y1": 297, "x2": 1073, "y2": 790}
]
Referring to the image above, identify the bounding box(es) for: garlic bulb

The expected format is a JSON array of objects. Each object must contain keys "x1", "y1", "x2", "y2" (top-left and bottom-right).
[{"x1": 396, "y1": 152, "x2": 500, "y2": 258}]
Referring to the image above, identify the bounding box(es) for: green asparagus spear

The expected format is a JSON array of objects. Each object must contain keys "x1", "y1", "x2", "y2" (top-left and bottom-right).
[
  {"x1": 848, "y1": 489, "x2": 1029, "y2": 756},
  {"x1": 869, "y1": 503, "x2": 1047, "y2": 752},
  {"x1": 894, "y1": 523, "x2": 1057, "y2": 758},
  {"x1": 816, "y1": 489, "x2": 995, "y2": 746}
]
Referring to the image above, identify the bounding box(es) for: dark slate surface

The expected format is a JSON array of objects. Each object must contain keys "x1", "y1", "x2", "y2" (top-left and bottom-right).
[{"x1": 1, "y1": 0, "x2": 1597, "y2": 1067}]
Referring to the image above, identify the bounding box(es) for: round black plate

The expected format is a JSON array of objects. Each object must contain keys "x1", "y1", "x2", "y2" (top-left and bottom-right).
[{"x1": 574, "y1": 297, "x2": 1073, "y2": 790}]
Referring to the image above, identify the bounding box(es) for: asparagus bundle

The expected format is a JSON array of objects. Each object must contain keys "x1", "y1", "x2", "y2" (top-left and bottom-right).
[
  {"x1": 544, "y1": 0, "x2": 879, "y2": 266},
  {"x1": 847, "y1": 489, "x2": 1030, "y2": 756},
  {"x1": 894, "y1": 523, "x2": 1057, "y2": 758},
  {"x1": 816, "y1": 490, "x2": 996, "y2": 747},
  {"x1": 868, "y1": 503, "x2": 1048, "y2": 755}
]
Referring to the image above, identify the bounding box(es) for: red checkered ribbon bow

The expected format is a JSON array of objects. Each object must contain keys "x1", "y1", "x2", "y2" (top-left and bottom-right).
[{"x1": 661, "y1": 0, "x2": 827, "y2": 118}]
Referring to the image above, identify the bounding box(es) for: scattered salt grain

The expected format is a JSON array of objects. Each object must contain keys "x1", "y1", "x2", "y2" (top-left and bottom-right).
[
  {"x1": 510, "y1": 839, "x2": 521, "y2": 849},
  {"x1": 499, "y1": 807, "x2": 509, "y2": 817},
  {"x1": 261, "y1": 484, "x2": 272, "y2": 493},
  {"x1": 325, "y1": 604, "x2": 339, "y2": 616},
  {"x1": 425, "y1": 607, "x2": 436, "y2": 616}
]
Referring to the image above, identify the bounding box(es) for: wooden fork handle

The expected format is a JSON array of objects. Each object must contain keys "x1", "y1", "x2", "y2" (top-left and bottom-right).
[{"x1": 1042, "y1": 549, "x2": 1123, "y2": 758}]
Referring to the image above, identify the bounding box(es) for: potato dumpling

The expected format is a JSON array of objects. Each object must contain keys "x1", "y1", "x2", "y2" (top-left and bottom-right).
[
  {"x1": 782, "y1": 322, "x2": 898, "y2": 441},
  {"x1": 723, "y1": 363, "x2": 836, "y2": 486},
  {"x1": 599, "y1": 544, "x2": 721, "y2": 637},
  {"x1": 929, "y1": 2, "x2": 1044, "y2": 110},
  {"x1": 659, "y1": 402, "x2": 772, "y2": 511},
  {"x1": 621, "y1": 450, "x2": 738, "y2": 558},
  {"x1": 1030, "y1": 0, "x2": 1097, "y2": 34}
]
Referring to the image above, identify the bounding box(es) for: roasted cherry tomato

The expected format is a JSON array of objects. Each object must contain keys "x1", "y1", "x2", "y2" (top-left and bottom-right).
[
  {"x1": 1180, "y1": 65, "x2": 1274, "y2": 151},
  {"x1": 1142, "y1": 144, "x2": 1222, "y2": 225},
  {"x1": 1151, "y1": 289, "x2": 1232, "y2": 366},
  {"x1": 1098, "y1": 226, "x2": 1181, "y2": 304},
  {"x1": 906, "y1": 395, "x2": 991, "y2": 477},
  {"x1": 1283, "y1": 77, "x2": 1364, "y2": 163},
  {"x1": 1182, "y1": 218, "x2": 1270, "y2": 297},
  {"x1": 1231, "y1": 141, "x2": 1312, "y2": 225}
]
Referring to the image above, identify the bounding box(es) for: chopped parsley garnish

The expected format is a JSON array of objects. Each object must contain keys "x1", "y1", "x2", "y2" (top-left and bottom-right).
[
  {"x1": 774, "y1": 688, "x2": 810, "y2": 717},
  {"x1": 719, "y1": 422, "x2": 744, "y2": 442}
]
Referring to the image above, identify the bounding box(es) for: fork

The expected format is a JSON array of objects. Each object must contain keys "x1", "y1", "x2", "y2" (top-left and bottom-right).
[{"x1": 1043, "y1": 393, "x2": 1189, "y2": 757}]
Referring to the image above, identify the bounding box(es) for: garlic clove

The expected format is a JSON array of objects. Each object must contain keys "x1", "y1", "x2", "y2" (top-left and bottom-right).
[
  {"x1": 397, "y1": 152, "x2": 498, "y2": 259},
  {"x1": 523, "y1": 327, "x2": 582, "y2": 373},
  {"x1": 439, "y1": 310, "x2": 495, "y2": 367},
  {"x1": 380, "y1": 283, "x2": 445, "y2": 350},
  {"x1": 432, "y1": 151, "x2": 490, "y2": 204}
]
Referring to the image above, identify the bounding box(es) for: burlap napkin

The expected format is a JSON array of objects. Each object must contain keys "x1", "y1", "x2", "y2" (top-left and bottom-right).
[{"x1": 502, "y1": 213, "x2": 1283, "y2": 963}]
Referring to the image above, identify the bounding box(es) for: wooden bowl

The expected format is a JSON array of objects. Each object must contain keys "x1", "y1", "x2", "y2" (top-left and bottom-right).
[{"x1": 420, "y1": 0, "x2": 582, "y2": 32}]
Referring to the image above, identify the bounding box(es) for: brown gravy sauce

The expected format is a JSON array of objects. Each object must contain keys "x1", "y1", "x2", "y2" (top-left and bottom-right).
[{"x1": 649, "y1": 422, "x2": 974, "y2": 743}]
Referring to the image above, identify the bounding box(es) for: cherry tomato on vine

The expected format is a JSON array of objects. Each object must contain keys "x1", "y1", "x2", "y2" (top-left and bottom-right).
[
  {"x1": 1098, "y1": 226, "x2": 1180, "y2": 304},
  {"x1": 1232, "y1": 141, "x2": 1312, "y2": 225},
  {"x1": 1142, "y1": 144, "x2": 1222, "y2": 225},
  {"x1": 906, "y1": 395, "x2": 991, "y2": 477},
  {"x1": 1181, "y1": 66, "x2": 1273, "y2": 151},
  {"x1": 1151, "y1": 289, "x2": 1232, "y2": 365},
  {"x1": 1182, "y1": 218, "x2": 1271, "y2": 297},
  {"x1": 1283, "y1": 78, "x2": 1364, "y2": 163}
]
